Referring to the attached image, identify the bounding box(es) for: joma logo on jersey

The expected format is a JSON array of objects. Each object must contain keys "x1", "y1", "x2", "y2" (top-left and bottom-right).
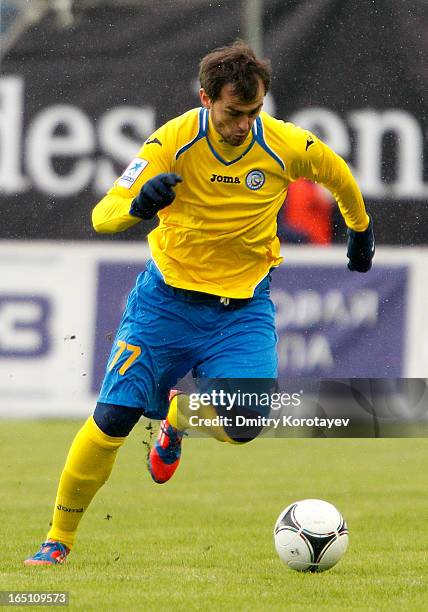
[{"x1": 210, "y1": 174, "x2": 241, "y2": 184}]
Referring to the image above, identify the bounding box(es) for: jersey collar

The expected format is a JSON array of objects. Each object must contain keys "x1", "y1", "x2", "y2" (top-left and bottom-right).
[{"x1": 206, "y1": 112, "x2": 256, "y2": 166}]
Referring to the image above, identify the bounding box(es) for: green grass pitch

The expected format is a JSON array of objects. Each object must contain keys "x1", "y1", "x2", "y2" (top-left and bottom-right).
[{"x1": 1, "y1": 420, "x2": 427, "y2": 611}]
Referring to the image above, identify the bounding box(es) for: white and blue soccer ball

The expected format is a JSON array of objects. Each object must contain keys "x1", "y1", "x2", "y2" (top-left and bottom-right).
[{"x1": 274, "y1": 498, "x2": 349, "y2": 572}]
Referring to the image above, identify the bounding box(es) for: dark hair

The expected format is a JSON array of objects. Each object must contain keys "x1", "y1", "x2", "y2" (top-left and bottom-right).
[{"x1": 199, "y1": 40, "x2": 272, "y2": 103}]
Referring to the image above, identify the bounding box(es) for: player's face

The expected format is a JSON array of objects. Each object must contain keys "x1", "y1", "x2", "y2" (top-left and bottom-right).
[{"x1": 200, "y1": 80, "x2": 265, "y2": 146}]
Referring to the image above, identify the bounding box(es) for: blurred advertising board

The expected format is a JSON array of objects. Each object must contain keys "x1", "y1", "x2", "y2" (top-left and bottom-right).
[{"x1": 0, "y1": 242, "x2": 421, "y2": 418}]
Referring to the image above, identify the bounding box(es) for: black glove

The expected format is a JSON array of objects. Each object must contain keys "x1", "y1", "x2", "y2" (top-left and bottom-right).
[
  {"x1": 347, "y1": 215, "x2": 375, "y2": 272},
  {"x1": 130, "y1": 173, "x2": 182, "y2": 220}
]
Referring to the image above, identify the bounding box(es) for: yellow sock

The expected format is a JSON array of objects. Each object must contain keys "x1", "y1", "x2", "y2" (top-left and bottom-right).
[
  {"x1": 47, "y1": 416, "x2": 125, "y2": 549},
  {"x1": 167, "y1": 393, "x2": 235, "y2": 443}
]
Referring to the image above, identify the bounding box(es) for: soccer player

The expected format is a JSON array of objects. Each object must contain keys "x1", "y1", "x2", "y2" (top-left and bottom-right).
[{"x1": 25, "y1": 41, "x2": 374, "y2": 565}]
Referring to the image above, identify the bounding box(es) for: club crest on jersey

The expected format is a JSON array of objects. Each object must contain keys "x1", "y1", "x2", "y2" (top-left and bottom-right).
[{"x1": 246, "y1": 169, "x2": 265, "y2": 190}]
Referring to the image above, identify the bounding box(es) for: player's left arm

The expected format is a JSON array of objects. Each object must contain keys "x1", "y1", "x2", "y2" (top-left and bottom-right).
[{"x1": 286, "y1": 126, "x2": 374, "y2": 272}]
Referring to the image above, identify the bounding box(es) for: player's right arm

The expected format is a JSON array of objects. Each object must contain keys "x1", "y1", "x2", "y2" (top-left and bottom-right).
[{"x1": 92, "y1": 125, "x2": 177, "y2": 233}]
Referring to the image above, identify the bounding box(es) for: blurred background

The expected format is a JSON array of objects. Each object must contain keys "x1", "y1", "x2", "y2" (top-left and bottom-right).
[{"x1": 0, "y1": 0, "x2": 427, "y2": 416}]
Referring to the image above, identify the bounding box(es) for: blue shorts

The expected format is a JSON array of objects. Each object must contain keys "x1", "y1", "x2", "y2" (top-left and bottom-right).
[{"x1": 98, "y1": 260, "x2": 278, "y2": 419}]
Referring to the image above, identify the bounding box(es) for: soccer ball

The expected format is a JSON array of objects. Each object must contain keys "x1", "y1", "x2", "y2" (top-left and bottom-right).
[{"x1": 274, "y1": 499, "x2": 348, "y2": 572}]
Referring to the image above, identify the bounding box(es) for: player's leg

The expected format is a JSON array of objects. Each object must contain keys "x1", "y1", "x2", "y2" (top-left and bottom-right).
[
  {"x1": 149, "y1": 273, "x2": 278, "y2": 482},
  {"x1": 185, "y1": 273, "x2": 277, "y2": 442},
  {"x1": 25, "y1": 286, "x2": 148, "y2": 565},
  {"x1": 25, "y1": 264, "x2": 193, "y2": 563},
  {"x1": 24, "y1": 404, "x2": 142, "y2": 565},
  {"x1": 149, "y1": 388, "x2": 237, "y2": 484}
]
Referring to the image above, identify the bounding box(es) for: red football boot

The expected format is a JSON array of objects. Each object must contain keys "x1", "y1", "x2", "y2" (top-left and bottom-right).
[{"x1": 149, "y1": 391, "x2": 185, "y2": 484}]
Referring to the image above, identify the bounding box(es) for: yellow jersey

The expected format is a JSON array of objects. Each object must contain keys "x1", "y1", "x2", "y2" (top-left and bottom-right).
[{"x1": 92, "y1": 108, "x2": 369, "y2": 298}]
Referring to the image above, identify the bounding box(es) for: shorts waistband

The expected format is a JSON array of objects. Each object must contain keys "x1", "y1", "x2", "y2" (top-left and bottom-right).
[
  {"x1": 146, "y1": 260, "x2": 271, "y2": 309},
  {"x1": 171, "y1": 287, "x2": 252, "y2": 309}
]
